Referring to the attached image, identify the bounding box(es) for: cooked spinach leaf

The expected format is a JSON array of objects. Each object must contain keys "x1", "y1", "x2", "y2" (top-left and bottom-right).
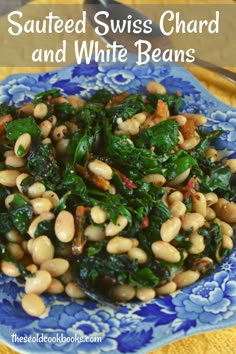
[
  {"x1": 133, "y1": 119, "x2": 179, "y2": 154},
  {"x1": 5, "y1": 117, "x2": 40, "y2": 142}
]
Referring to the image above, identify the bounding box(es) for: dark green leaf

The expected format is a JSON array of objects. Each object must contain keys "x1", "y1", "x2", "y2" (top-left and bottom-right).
[
  {"x1": 133, "y1": 120, "x2": 179, "y2": 154},
  {"x1": 27, "y1": 143, "x2": 61, "y2": 190},
  {"x1": 5, "y1": 117, "x2": 40, "y2": 142},
  {"x1": 9, "y1": 194, "x2": 33, "y2": 235},
  {"x1": 54, "y1": 103, "x2": 76, "y2": 122},
  {"x1": 33, "y1": 88, "x2": 61, "y2": 104},
  {"x1": 129, "y1": 268, "x2": 159, "y2": 288},
  {"x1": 0, "y1": 213, "x2": 13, "y2": 234}
]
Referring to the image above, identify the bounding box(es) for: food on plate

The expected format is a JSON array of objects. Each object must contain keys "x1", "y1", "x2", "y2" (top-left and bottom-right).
[{"x1": 0, "y1": 81, "x2": 235, "y2": 316}]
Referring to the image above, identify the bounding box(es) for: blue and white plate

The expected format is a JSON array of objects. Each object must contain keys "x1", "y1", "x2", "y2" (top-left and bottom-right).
[{"x1": 0, "y1": 58, "x2": 236, "y2": 354}]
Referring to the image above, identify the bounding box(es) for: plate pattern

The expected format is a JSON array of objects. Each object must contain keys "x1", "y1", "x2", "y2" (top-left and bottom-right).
[{"x1": 0, "y1": 58, "x2": 236, "y2": 354}]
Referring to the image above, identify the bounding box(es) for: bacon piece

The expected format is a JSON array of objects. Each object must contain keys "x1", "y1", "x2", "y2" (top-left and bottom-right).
[
  {"x1": 180, "y1": 119, "x2": 195, "y2": 140},
  {"x1": 72, "y1": 205, "x2": 90, "y2": 255}
]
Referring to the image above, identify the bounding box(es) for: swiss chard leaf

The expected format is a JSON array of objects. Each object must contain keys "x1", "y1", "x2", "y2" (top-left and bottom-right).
[
  {"x1": 33, "y1": 88, "x2": 61, "y2": 104},
  {"x1": 106, "y1": 100, "x2": 145, "y2": 125},
  {"x1": 54, "y1": 103, "x2": 76, "y2": 122},
  {"x1": 9, "y1": 194, "x2": 33, "y2": 235},
  {"x1": 0, "y1": 213, "x2": 13, "y2": 234},
  {"x1": 89, "y1": 88, "x2": 113, "y2": 106},
  {"x1": 198, "y1": 222, "x2": 223, "y2": 262},
  {"x1": 27, "y1": 143, "x2": 61, "y2": 190},
  {"x1": 0, "y1": 103, "x2": 16, "y2": 117},
  {"x1": 133, "y1": 120, "x2": 179, "y2": 154},
  {"x1": 129, "y1": 267, "x2": 160, "y2": 288},
  {"x1": 164, "y1": 151, "x2": 197, "y2": 181},
  {"x1": 103, "y1": 123, "x2": 159, "y2": 172},
  {"x1": 62, "y1": 164, "x2": 87, "y2": 198},
  {"x1": 5, "y1": 117, "x2": 40, "y2": 142},
  {"x1": 78, "y1": 252, "x2": 139, "y2": 285},
  {"x1": 0, "y1": 185, "x2": 11, "y2": 209},
  {"x1": 200, "y1": 165, "x2": 232, "y2": 192}
]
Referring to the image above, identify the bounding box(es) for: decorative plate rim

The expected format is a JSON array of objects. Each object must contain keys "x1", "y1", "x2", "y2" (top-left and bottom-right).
[{"x1": 0, "y1": 58, "x2": 236, "y2": 354}]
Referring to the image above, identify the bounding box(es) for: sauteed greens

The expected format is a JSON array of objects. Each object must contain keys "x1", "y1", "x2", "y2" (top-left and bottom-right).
[{"x1": 0, "y1": 84, "x2": 235, "y2": 314}]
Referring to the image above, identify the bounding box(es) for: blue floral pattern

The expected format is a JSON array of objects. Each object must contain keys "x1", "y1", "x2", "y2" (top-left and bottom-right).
[{"x1": 0, "y1": 59, "x2": 235, "y2": 354}]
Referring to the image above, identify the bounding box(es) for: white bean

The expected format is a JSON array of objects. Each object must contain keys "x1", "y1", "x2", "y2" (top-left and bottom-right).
[
  {"x1": 27, "y1": 212, "x2": 55, "y2": 238},
  {"x1": 42, "y1": 191, "x2": 59, "y2": 208},
  {"x1": 205, "y1": 192, "x2": 218, "y2": 206},
  {"x1": 28, "y1": 182, "x2": 46, "y2": 198},
  {"x1": 132, "y1": 112, "x2": 147, "y2": 124},
  {"x1": 39, "y1": 120, "x2": 52, "y2": 138},
  {"x1": 1, "y1": 260, "x2": 21, "y2": 277},
  {"x1": 156, "y1": 281, "x2": 177, "y2": 296},
  {"x1": 160, "y1": 217, "x2": 181, "y2": 242},
  {"x1": 105, "y1": 215, "x2": 128, "y2": 236},
  {"x1": 21, "y1": 293, "x2": 46, "y2": 317},
  {"x1": 168, "y1": 190, "x2": 183, "y2": 203},
  {"x1": 55, "y1": 210, "x2": 75, "y2": 243},
  {"x1": 181, "y1": 213, "x2": 205, "y2": 232},
  {"x1": 151, "y1": 241, "x2": 181, "y2": 263},
  {"x1": 169, "y1": 115, "x2": 187, "y2": 126},
  {"x1": 188, "y1": 233, "x2": 205, "y2": 254},
  {"x1": 30, "y1": 197, "x2": 53, "y2": 215},
  {"x1": 40, "y1": 258, "x2": 69, "y2": 277},
  {"x1": 143, "y1": 174, "x2": 166, "y2": 186},
  {"x1": 65, "y1": 281, "x2": 86, "y2": 299},
  {"x1": 67, "y1": 95, "x2": 85, "y2": 109},
  {"x1": 183, "y1": 113, "x2": 207, "y2": 126},
  {"x1": 205, "y1": 147, "x2": 219, "y2": 162},
  {"x1": 107, "y1": 236, "x2": 133, "y2": 254},
  {"x1": 118, "y1": 118, "x2": 140, "y2": 135},
  {"x1": 26, "y1": 264, "x2": 38, "y2": 274},
  {"x1": 146, "y1": 81, "x2": 166, "y2": 94},
  {"x1": 111, "y1": 284, "x2": 135, "y2": 302},
  {"x1": 52, "y1": 125, "x2": 68, "y2": 142},
  {"x1": 5, "y1": 229, "x2": 22, "y2": 243},
  {"x1": 5, "y1": 155, "x2": 26, "y2": 168},
  {"x1": 192, "y1": 192, "x2": 207, "y2": 217},
  {"x1": 0, "y1": 170, "x2": 20, "y2": 187},
  {"x1": 136, "y1": 288, "x2": 156, "y2": 302},
  {"x1": 128, "y1": 247, "x2": 148, "y2": 264},
  {"x1": 47, "y1": 278, "x2": 64, "y2": 295},
  {"x1": 25, "y1": 270, "x2": 52, "y2": 295},
  {"x1": 205, "y1": 207, "x2": 216, "y2": 221},
  {"x1": 222, "y1": 234, "x2": 234, "y2": 250},
  {"x1": 173, "y1": 270, "x2": 200, "y2": 288},
  {"x1": 90, "y1": 206, "x2": 108, "y2": 224},
  {"x1": 179, "y1": 136, "x2": 200, "y2": 150},
  {"x1": 34, "y1": 103, "x2": 48, "y2": 119},
  {"x1": 214, "y1": 199, "x2": 236, "y2": 224},
  {"x1": 167, "y1": 168, "x2": 191, "y2": 187},
  {"x1": 84, "y1": 224, "x2": 105, "y2": 241},
  {"x1": 169, "y1": 201, "x2": 186, "y2": 217},
  {"x1": 7, "y1": 242, "x2": 24, "y2": 260},
  {"x1": 214, "y1": 218, "x2": 234, "y2": 237},
  {"x1": 56, "y1": 138, "x2": 69, "y2": 155},
  {"x1": 88, "y1": 159, "x2": 113, "y2": 180},
  {"x1": 16, "y1": 173, "x2": 29, "y2": 193},
  {"x1": 14, "y1": 133, "x2": 31, "y2": 157},
  {"x1": 225, "y1": 159, "x2": 236, "y2": 173},
  {"x1": 31, "y1": 235, "x2": 55, "y2": 265}
]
